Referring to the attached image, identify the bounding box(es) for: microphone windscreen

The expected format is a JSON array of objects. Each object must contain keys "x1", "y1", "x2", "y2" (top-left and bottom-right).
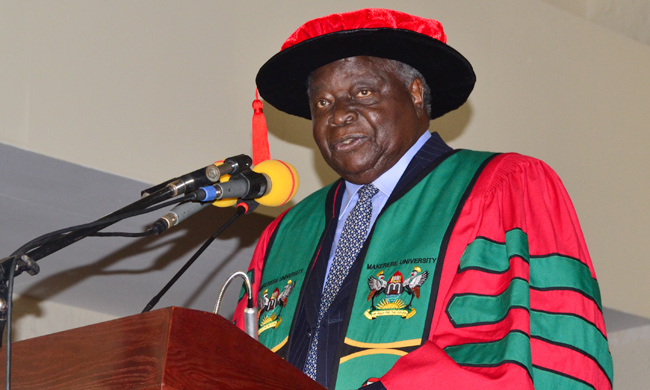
[{"x1": 252, "y1": 160, "x2": 299, "y2": 207}]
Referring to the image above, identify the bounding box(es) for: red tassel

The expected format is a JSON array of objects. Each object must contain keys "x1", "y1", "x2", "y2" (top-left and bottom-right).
[{"x1": 252, "y1": 89, "x2": 271, "y2": 165}]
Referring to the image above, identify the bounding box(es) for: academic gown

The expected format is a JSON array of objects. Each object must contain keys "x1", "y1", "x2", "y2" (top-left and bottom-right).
[{"x1": 234, "y1": 135, "x2": 613, "y2": 390}]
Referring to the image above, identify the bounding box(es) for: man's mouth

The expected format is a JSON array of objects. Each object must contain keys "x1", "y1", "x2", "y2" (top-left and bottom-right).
[{"x1": 332, "y1": 135, "x2": 366, "y2": 151}]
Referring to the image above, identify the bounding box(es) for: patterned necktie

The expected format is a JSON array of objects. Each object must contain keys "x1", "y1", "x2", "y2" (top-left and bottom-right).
[{"x1": 304, "y1": 183, "x2": 379, "y2": 380}]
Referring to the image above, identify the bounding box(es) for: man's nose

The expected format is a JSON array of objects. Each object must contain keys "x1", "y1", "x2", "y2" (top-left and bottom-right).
[{"x1": 330, "y1": 100, "x2": 358, "y2": 126}]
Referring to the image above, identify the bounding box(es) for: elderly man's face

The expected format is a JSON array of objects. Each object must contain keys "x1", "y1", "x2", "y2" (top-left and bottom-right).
[{"x1": 308, "y1": 56, "x2": 429, "y2": 184}]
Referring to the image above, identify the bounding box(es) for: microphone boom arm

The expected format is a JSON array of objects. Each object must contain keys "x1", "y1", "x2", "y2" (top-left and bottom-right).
[{"x1": 8, "y1": 185, "x2": 178, "y2": 269}]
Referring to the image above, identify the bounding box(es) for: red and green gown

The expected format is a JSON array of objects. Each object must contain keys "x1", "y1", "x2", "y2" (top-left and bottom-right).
[{"x1": 233, "y1": 149, "x2": 613, "y2": 390}]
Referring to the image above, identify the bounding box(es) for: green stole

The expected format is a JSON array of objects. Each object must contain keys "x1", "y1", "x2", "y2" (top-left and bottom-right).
[{"x1": 256, "y1": 150, "x2": 494, "y2": 388}]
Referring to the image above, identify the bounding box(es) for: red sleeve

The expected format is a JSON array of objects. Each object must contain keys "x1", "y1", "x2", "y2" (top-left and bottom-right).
[
  {"x1": 232, "y1": 210, "x2": 288, "y2": 330},
  {"x1": 381, "y1": 154, "x2": 612, "y2": 390}
]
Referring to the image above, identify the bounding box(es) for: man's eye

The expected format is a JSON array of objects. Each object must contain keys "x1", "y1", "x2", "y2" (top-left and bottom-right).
[
  {"x1": 316, "y1": 99, "x2": 330, "y2": 108},
  {"x1": 357, "y1": 89, "x2": 372, "y2": 97}
]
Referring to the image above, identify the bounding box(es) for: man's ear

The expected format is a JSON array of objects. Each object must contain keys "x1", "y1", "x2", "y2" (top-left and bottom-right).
[{"x1": 408, "y1": 78, "x2": 426, "y2": 118}]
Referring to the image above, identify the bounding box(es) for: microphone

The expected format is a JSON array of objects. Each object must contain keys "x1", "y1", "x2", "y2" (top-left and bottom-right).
[
  {"x1": 203, "y1": 159, "x2": 299, "y2": 207},
  {"x1": 141, "y1": 154, "x2": 253, "y2": 197},
  {"x1": 147, "y1": 201, "x2": 211, "y2": 235},
  {"x1": 146, "y1": 172, "x2": 265, "y2": 235},
  {"x1": 252, "y1": 159, "x2": 299, "y2": 207},
  {"x1": 206, "y1": 169, "x2": 269, "y2": 202},
  {"x1": 213, "y1": 271, "x2": 258, "y2": 339},
  {"x1": 146, "y1": 160, "x2": 298, "y2": 234}
]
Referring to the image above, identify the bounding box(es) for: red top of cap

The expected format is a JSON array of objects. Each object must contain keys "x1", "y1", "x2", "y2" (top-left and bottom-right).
[{"x1": 281, "y1": 8, "x2": 447, "y2": 50}]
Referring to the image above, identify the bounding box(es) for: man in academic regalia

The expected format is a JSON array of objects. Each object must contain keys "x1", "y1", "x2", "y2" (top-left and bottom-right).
[{"x1": 234, "y1": 8, "x2": 613, "y2": 390}]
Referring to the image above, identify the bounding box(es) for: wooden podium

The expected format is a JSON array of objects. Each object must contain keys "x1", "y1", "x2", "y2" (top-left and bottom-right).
[{"x1": 0, "y1": 307, "x2": 325, "y2": 390}]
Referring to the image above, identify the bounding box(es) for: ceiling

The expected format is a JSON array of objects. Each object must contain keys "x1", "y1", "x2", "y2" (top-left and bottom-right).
[{"x1": 542, "y1": 0, "x2": 650, "y2": 46}]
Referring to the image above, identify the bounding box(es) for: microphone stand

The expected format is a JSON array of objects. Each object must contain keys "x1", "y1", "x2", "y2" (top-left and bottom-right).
[
  {"x1": 0, "y1": 153, "x2": 251, "y2": 275},
  {"x1": 3, "y1": 185, "x2": 177, "y2": 271},
  {"x1": 0, "y1": 154, "x2": 256, "y2": 390},
  {"x1": 0, "y1": 185, "x2": 183, "y2": 390},
  {"x1": 141, "y1": 200, "x2": 258, "y2": 313}
]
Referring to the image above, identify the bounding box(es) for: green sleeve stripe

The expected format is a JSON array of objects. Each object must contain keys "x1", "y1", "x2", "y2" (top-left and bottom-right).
[
  {"x1": 447, "y1": 277, "x2": 530, "y2": 327},
  {"x1": 529, "y1": 255, "x2": 602, "y2": 309},
  {"x1": 443, "y1": 330, "x2": 532, "y2": 377},
  {"x1": 532, "y1": 365, "x2": 596, "y2": 390},
  {"x1": 458, "y1": 229, "x2": 529, "y2": 273},
  {"x1": 459, "y1": 228, "x2": 602, "y2": 310},
  {"x1": 531, "y1": 310, "x2": 613, "y2": 383}
]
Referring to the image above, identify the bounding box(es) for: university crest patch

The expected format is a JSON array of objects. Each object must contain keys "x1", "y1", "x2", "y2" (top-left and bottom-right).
[
  {"x1": 364, "y1": 267, "x2": 429, "y2": 320},
  {"x1": 257, "y1": 280, "x2": 295, "y2": 335}
]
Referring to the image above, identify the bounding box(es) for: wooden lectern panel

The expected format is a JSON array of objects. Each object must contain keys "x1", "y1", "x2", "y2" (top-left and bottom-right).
[{"x1": 0, "y1": 307, "x2": 325, "y2": 390}]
